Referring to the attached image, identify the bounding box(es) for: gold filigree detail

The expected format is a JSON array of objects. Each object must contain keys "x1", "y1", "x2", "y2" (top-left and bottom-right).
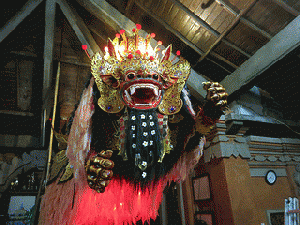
[
  {"x1": 158, "y1": 83, "x2": 183, "y2": 115},
  {"x1": 48, "y1": 150, "x2": 69, "y2": 183},
  {"x1": 158, "y1": 59, "x2": 190, "y2": 115},
  {"x1": 168, "y1": 114, "x2": 184, "y2": 123},
  {"x1": 59, "y1": 163, "x2": 74, "y2": 183},
  {"x1": 195, "y1": 116, "x2": 214, "y2": 135}
]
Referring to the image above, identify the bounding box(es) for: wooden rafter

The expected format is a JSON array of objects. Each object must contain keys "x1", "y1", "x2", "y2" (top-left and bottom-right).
[
  {"x1": 194, "y1": 0, "x2": 257, "y2": 66},
  {"x1": 0, "y1": 0, "x2": 44, "y2": 43},
  {"x1": 240, "y1": 18, "x2": 272, "y2": 39},
  {"x1": 57, "y1": 0, "x2": 101, "y2": 57},
  {"x1": 170, "y1": 0, "x2": 276, "y2": 68},
  {"x1": 216, "y1": 0, "x2": 273, "y2": 39},
  {"x1": 210, "y1": 52, "x2": 239, "y2": 69},
  {"x1": 125, "y1": 0, "x2": 135, "y2": 17},
  {"x1": 206, "y1": 57, "x2": 233, "y2": 74},
  {"x1": 216, "y1": 0, "x2": 240, "y2": 15},
  {"x1": 222, "y1": 39, "x2": 252, "y2": 58},
  {"x1": 169, "y1": 0, "x2": 220, "y2": 37},
  {"x1": 221, "y1": 15, "x2": 300, "y2": 97},
  {"x1": 133, "y1": 0, "x2": 205, "y2": 56},
  {"x1": 76, "y1": 0, "x2": 135, "y2": 34},
  {"x1": 227, "y1": 1, "x2": 273, "y2": 35},
  {"x1": 272, "y1": 0, "x2": 300, "y2": 16},
  {"x1": 42, "y1": 0, "x2": 57, "y2": 147}
]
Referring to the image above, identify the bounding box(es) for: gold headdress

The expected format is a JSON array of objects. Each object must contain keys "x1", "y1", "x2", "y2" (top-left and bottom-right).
[{"x1": 91, "y1": 24, "x2": 191, "y2": 115}]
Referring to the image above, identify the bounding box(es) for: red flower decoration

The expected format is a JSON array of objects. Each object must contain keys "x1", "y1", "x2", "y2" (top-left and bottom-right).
[
  {"x1": 157, "y1": 41, "x2": 162, "y2": 45},
  {"x1": 120, "y1": 30, "x2": 125, "y2": 34},
  {"x1": 128, "y1": 54, "x2": 133, "y2": 59},
  {"x1": 136, "y1": 24, "x2": 142, "y2": 30},
  {"x1": 132, "y1": 28, "x2": 136, "y2": 32},
  {"x1": 151, "y1": 33, "x2": 155, "y2": 38},
  {"x1": 150, "y1": 56, "x2": 154, "y2": 60},
  {"x1": 176, "y1": 50, "x2": 180, "y2": 56},
  {"x1": 116, "y1": 33, "x2": 120, "y2": 38},
  {"x1": 136, "y1": 50, "x2": 141, "y2": 55},
  {"x1": 82, "y1": 45, "x2": 87, "y2": 50}
]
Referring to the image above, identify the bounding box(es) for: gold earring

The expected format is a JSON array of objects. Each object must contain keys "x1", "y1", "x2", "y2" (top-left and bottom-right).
[
  {"x1": 158, "y1": 83, "x2": 183, "y2": 115},
  {"x1": 96, "y1": 80, "x2": 124, "y2": 113}
]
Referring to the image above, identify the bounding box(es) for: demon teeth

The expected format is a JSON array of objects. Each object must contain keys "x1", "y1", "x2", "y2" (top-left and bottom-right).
[
  {"x1": 130, "y1": 86, "x2": 136, "y2": 95},
  {"x1": 125, "y1": 90, "x2": 132, "y2": 101},
  {"x1": 128, "y1": 84, "x2": 160, "y2": 96},
  {"x1": 154, "y1": 88, "x2": 158, "y2": 96}
]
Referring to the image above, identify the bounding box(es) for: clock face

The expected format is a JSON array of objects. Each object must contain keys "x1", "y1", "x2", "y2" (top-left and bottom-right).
[{"x1": 266, "y1": 170, "x2": 277, "y2": 185}]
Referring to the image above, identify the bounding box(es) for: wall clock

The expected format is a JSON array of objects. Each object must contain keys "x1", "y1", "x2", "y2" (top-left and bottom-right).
[{"x1": 265, "y1": 170, "x2": 277, "y2": 185}]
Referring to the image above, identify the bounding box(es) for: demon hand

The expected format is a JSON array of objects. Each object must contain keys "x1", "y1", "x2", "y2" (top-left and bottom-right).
[
  {"x1": 85, "y1": 150, "x2": 114, "y2": 193},
  {"x1": 202, "y1": 82, "x2": 228, "y2": 119}
]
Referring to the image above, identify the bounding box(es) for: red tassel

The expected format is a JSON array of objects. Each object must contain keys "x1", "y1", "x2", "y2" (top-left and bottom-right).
[
  {"x1": 82, "y1": 45, "x2": 91, "y2": 60},
  {"x1": 136, "y1": 24, "x2": 142, "y2": 30}
]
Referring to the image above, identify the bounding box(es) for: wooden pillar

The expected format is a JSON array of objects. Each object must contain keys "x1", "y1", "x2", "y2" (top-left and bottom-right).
[{"x1": 41, "y1": 0, "x2": 56, "y2": 147}]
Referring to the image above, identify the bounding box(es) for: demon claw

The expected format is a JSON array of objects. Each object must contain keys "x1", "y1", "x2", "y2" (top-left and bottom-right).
[
  {"x1": 216, "y1": 100, "x2": 227, "y2": 107},
  {"x1": 85, "y1": 150, "x2": 115, "y2": 193},
  {"x1": 202, "y1": 81, "x2": 228, "y2": 111}
]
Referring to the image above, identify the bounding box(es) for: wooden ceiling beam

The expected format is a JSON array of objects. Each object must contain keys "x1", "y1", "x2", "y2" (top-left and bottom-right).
[
  {"x1": 42, "y1": 0, "x2": 57, "y2": 147},
  {"x1": 125, "y1": 0, "x2": 135, "y2": 17},
  {"x1": 194, "y1": 1, "x2": 257, "y2": 66},
  {"x1": 240, "y1": 18, "x2": 273, "y2": 39},
  {"x1": 193, "y1": 12, "x2": 244, "y2": 66},
  {"x1": 216, "y1": 0, "x2": 240, "y2": 15},
  {"x1": 206, "y1": 57, "x2": 232, "y2": 74},
  {"x1": 133, "y1": 0, "x2": 205, "y2": 56},
  {"x1": 88, "y1": 26, "x2": 107, "y2": 43},
  {"x1": 170, "y1": 0, "x2": 220, "y2": 37},
  {"x1": 272, "y1": 0, "x2": 300, "y2": 16},
  {"x1": 210, "y1": 52, "x2": 239, "y2": 69},
  {"x1": 222, "y1": 40, "x2": 252, "y2": 58},
  {"x1": 76, "y1": 0, "x2": 136, "y2": 34},
  {"x1": 170, "y1": 0, "x2": 268, "y2": 68},
  {"x1": 221, "y1": 15, "x2": 300, "y2": 97},
  {"x1": 0, "y1": 0, "x2": 43, "y2": 43},
  {"x1": 57, "y1": 0, "x2": 101, "y2": 57},
  {"x1": 216, "y1": 0, "x2": 273, "y2": 39}
]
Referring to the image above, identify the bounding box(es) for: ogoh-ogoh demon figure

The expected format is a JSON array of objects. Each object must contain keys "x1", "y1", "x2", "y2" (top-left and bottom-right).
[{"x1": 39, "y1": 25, "x2": 227, "y2": 225}]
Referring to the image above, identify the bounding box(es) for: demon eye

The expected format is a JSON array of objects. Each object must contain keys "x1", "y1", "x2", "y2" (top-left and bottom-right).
[
  {"x1": 152, "y1": 74, "x2": 159, "y2": 80},
  {"x1": 127, "y1": 73, "x2": 135, "y2": 80}
]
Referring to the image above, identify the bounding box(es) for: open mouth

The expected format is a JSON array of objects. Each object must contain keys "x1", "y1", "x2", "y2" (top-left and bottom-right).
[{"x1": 122, "y1": 79, "x2": 163, "y2": 110}]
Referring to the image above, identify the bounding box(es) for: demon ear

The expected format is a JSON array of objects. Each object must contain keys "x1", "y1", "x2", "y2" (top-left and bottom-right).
[
  {"x1": 91, "y1": 52, "x2": 124, "y2": 113},
  {"x1": 100, "y1": 75, "x2": 120, "y2": 89},
  {"x1": 161, "y1": 45, "x2": 172, "y2": 62},
  {"x1": 158, "y1": 59, "x2": 191, "y2": 115}
]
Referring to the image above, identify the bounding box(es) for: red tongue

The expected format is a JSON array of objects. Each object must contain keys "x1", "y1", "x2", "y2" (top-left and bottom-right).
[{"x1": 132, "y1": 88, "x2": 155, "y2": 104}]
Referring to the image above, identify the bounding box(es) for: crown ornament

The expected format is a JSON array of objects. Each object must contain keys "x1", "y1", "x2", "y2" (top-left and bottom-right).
[{"x1": 90, "y1": 24, "x2": 191, "y2": 115}]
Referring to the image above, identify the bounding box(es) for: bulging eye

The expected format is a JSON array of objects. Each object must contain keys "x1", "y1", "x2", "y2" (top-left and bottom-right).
[
  {"x1": 152, "y1": 74, "x2": 159, "y2": 80},
  {"x1": 127, "y1": 73, "x2": 135, "y2": 80}
]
